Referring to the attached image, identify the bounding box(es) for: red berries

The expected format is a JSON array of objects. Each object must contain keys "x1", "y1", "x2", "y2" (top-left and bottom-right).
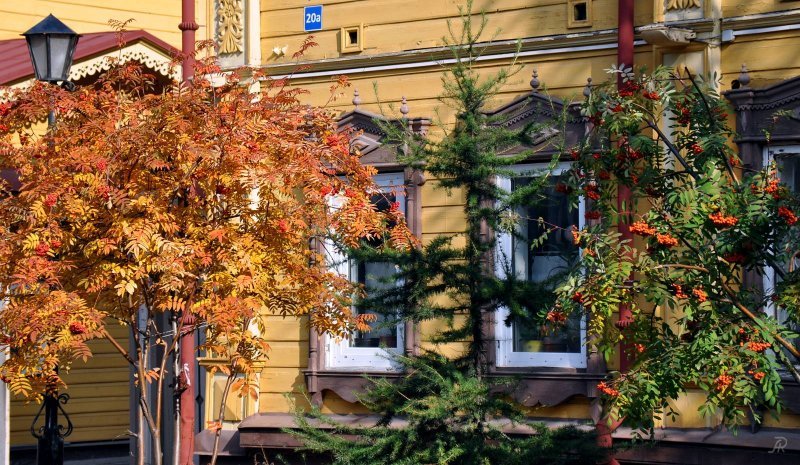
[
  {"x1": 715, "y1": 373, "x2": 733, "y2": 392},
  {"x1": 584, "y1": 184, "x2": 601, "y2": 201},
  {"x1": 276, "y1": 219, "x2": 289, "y2": 233},
  {"x1": 764, "y1": 179, "x2": 784, "y2": 199},
  {"x1": 708, "y1": 211, "x2": 738, "y2": 228},
  {"x1": 69, "y1": 322, "x2": 87, "y2": 336},
  {"x1": 34, "y1": 243, "x2": 50, "y2": 257},
  {"x1": 44, "y1": 193, "x2": 58, "y2": 208},
  {"x1": 672, "y1": 284, "x2": 688, "y2": 299},
  {"x1": 630, "y1": 221, "x2": 656, "y2": 236},
  {"x1": 656, "y1": 233, "x2": 679, "y2": 248},
  {"x1": 643, "y1": 91, "x2": 660, "y2": 100},
  {"x1": 692, "y1": 288, "x2": 708, "y2": 302},
  {"x1": 597, "y1": 381, "x2": 620, "y2": 397},
  {"x1": 747, "y1": 341, "x2": 771, "y2": 352},
  {"x1": 778, "y1": 206, "x2": 798, "y2": 225}
]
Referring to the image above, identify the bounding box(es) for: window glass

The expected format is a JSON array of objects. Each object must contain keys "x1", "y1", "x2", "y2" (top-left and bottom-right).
[
  {"x1": 773, "y1": 152, "x2": 800, "y2": 351},
  {"x1": 511, "y1": 175, "x2": 581, "y2": 355},
  {"x1": 326, "y1": 173, "x2": 405, "y2": 369},
  {"x1": 350, "y1": 193, "x2": 400, "y2": 349}
]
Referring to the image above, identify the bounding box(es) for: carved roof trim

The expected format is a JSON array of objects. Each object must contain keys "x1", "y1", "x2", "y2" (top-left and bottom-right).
[
  {"x1": 725, "y1": 75, "x2": 800, "y2": 111},
  {"x1": 483, "y1": 91, "x2": 584, "y2": 128}
]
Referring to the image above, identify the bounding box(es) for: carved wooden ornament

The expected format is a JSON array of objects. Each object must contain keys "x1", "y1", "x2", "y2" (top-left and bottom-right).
[
  {"x1": 666, "y1": 0, "x2": 701, "y2": 10},
  {"x1": 218, "y1": 0, "x2": 244, "y2": 54}
]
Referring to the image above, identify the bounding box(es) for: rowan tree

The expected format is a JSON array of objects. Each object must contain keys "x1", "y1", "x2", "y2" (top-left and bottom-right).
[
  {"x1": 557, "y1": 65, "x2": 800, "y2": 432},
  {"x1": 0, "y1": 44, "x2": 412, "y2": 464}
]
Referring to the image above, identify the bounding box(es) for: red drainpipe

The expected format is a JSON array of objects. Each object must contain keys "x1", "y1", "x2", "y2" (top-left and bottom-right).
[
  {"x1": 616, "y1": 0, "x2": 635, "y2": 372},
  {"x1": 597, "y1": 3, "x2": 635, "y2": 464},
  {"x1": 178, "y1": 1, "x2": 198, "y2": 463}
]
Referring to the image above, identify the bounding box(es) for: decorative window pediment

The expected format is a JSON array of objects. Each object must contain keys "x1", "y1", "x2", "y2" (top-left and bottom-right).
[
  {"x1": 482, "y1": 71, "x2": 587, "y2": 159},
  {"x1": 336, "y1": 100, "x2": 430, "y2": 171},
  {"x1": 726, "y1": 70, "x2": 800, "y2": 158}
]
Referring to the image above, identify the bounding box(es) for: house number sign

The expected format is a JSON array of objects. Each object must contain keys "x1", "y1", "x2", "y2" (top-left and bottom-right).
[{"x1": 304, "y1": 5, "x2": 323, "y2": 31}]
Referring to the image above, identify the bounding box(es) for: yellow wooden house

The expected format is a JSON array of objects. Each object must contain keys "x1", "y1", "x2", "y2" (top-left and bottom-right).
[
  {"x1": 194, "y1": 1, "x2": 800, "y2": 464},
  {"x1": 3, "y1": 0, "x2": 800, "y2": 464}
]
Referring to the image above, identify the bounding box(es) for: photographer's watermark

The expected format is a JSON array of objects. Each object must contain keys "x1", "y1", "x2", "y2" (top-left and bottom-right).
[{"x1": 769, "y1": 436, "x2": 788, "y2": 454}]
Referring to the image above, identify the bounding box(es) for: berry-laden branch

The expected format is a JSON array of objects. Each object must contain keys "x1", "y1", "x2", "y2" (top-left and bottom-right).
[{"x1": 559, "y1": 65, "x2": 800, "y2": 430}]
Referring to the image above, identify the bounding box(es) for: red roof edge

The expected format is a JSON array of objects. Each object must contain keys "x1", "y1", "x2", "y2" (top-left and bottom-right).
[{"x1": 0, "y1": 29, "x2": 181, "y2": 86}]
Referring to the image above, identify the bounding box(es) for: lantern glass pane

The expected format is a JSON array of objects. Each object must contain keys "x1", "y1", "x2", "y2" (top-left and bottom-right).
[
  {"x1": 26, "y1": 35, "x2": 49, "y2": 81},
  {"x1": 48, "y1": 34, "x2": 73, "y2": 81}
]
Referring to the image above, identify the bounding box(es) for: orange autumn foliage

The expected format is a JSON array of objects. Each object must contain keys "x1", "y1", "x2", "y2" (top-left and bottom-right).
[{"x1": 0, "y1": 52, "x2": 414, "y2": 400}]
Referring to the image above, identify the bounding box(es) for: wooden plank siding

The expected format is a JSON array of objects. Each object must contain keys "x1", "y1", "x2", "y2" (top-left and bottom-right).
[
  {"x1": 722, "y1": 0, "x2": 796, "y2": 20},
  {"x1": 1, "y1": 0, "x2": 220, "y2": 449},
  {"x1": 720, "y1": 31, "x2": 800, "y2": 90},
  {"x1": 0, "y1": 0, "x2": 213, "y2": 50},
  {"x1": 10, "y1": 322, "x2": 131, "y2": 445},
  {"x1": 260, "y1": 0, "x2": 655, "y2": 63}
]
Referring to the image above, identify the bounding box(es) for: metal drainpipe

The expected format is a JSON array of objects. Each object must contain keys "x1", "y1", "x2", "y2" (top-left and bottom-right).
[
  {"x1": 596, "y1": 3, "x2": 636, "y2": 465},
  {"x1": 178, "y1": 1, "x2": 199, "y2": 464},
  {"x1": 616, "y1": 0, "x2": 635, "y2": 373}
]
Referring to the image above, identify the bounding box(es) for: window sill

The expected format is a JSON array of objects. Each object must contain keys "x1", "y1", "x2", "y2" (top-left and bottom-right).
[
  {"x1": 304, "y1": 367, "x2": 604, "y2": 407},
  {"x1": 304, "y1": 369, "x2": 405, "y2": 404}
]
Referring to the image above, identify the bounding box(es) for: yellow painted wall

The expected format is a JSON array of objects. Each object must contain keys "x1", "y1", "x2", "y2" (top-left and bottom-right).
[
  {"x1": 9, "y1": 323, "x2": 131, "y2": 445},
  {"x1": 284, "y1": 48, "x2": 653, "y2": 127},
  {"x1": 720, "y1": 31, "x2": 800, "y2": 90},
  {"x1": 722, "y1": 0, "x2": 794, "y2": 19},
  {"x1": 261, "y1": 0, "x2": 654, "y2": 63},
  {"x1": 0, "y1": 0, "x2": 212, "y2": 49}
]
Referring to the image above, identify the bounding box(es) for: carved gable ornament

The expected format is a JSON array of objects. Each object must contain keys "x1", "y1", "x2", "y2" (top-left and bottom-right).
[
  {"x1": 725, "y1": 73, "x2": 800, "y2": 168},
  {"x1": 218, "y1": 0, "x2": 243, "y2": 55},
  {"x1": 337, "y1": 107, "x2": 430, "y2": 171},
  {"x1": 667, "y1": 0, "x2": 701, "y2": 10},
  {"x1": 483, "y1": 73, "x2": 586, "y2": 160}
]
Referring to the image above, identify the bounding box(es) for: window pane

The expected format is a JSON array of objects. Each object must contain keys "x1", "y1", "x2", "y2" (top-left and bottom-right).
[
  {"x1": 775, "y1": 153, "x2": 800, "y2": 351},
  {"x1": 350, "y1": 192, "x2": 401, "y2": 349},
  {"x1": 511, "y1": 176, "x2": 580, "y2": 354},
  {"x1": 352, "y1": 260, "x2": 398, "y2": 347}
]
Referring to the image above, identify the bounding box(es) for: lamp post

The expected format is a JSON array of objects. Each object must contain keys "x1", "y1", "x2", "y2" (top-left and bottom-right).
[{"x1": 22, "y1": 14, "x2": 79, "y2": 465}]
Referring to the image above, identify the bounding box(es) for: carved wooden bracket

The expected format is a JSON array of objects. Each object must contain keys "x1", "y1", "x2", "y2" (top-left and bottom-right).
[{"x1": 218, "y1": 0, "x2": 244, "y2": 54}]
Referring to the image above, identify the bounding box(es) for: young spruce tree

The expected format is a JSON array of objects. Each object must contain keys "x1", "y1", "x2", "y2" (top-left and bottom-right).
[{"x1": 291, "y1": 5, "x2": 600, "y2": 464}]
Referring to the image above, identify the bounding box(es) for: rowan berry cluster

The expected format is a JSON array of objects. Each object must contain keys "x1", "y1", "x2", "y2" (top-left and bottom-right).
[
  {"x1": 630, "y1": 221, "x2": 656, "y2": 236},
  {"x1": 708, "y1": 211, "x2": 738, "y2": 228},
  {"x1": 597, "y1": 381, "x2": 620, "y2": 397}
]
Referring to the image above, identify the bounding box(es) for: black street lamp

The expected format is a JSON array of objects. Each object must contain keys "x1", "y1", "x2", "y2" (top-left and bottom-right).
[
  {"x1": 22, "y1": 14, "x2": 80, "y2": 84},
  {"x1": 22, "y1": 14, "x2": 79, "y2": 465}
]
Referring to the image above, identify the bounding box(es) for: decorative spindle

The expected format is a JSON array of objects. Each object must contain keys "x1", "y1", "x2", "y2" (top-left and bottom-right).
[
  {"x1": 400, "y1": 96, "x2": 409, "y2": 117},
  {"x1": 583, "y1": 77, "x2": 593, "y2": 98},
  {"x1": 738, "y1": 64, "x2": 751, "y2": 89},
  {"x1": 530, "y1": 69, "x2": 540, "y2": 92},
  {"x1": 352, "y1": 89, "x2": 362, "y2": 109}
]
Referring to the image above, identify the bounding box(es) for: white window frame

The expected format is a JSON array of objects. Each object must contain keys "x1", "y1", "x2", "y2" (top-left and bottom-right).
[
  {"x1": 325, "y1": 172, "x2": 406, "y2": 371},
  {"x1": 762, "y1": 146, "x2": 800, "y2": 324},
  {"x1": 495, "y1": 161, "x2": 587, "y2": 368}
]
